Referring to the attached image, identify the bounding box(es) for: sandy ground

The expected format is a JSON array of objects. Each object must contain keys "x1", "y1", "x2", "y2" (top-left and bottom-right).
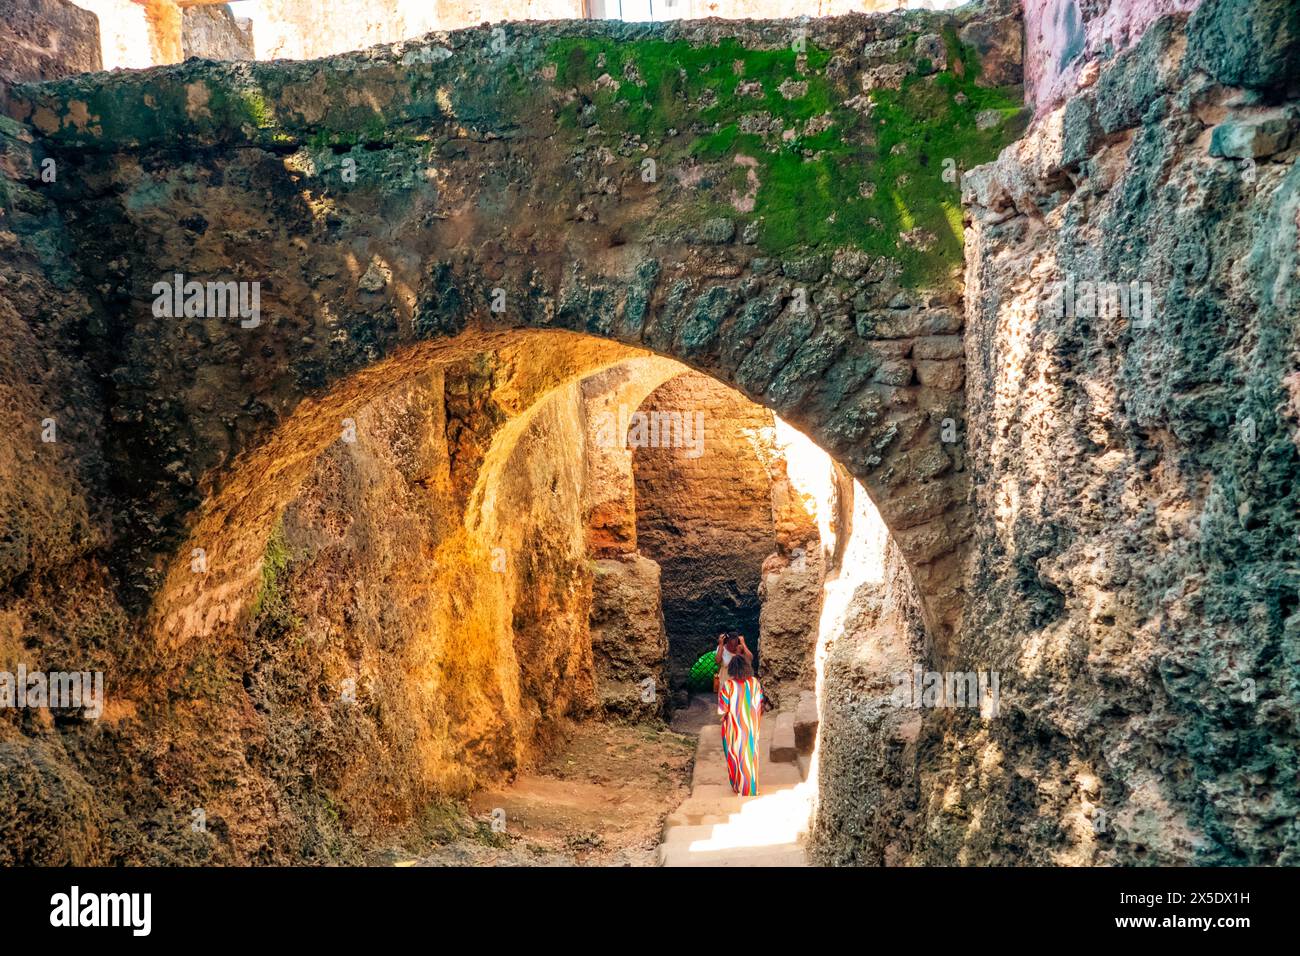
[{"x1": 369, "y1": 719, "x2": 699, "y2": 867}]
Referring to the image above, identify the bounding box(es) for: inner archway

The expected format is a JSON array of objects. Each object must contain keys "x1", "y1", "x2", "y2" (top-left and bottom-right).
[
  {"x1": 129, "y1": 323, "x2": 912, "y2": 864},
  {"x1": 632, "y1": 371, "x2": 779, "y2": 704}
]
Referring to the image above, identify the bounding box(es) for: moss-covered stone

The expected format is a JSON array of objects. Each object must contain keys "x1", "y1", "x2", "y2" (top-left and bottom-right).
[{"x1": 542, "y1": 31, "x2": 1023, "y2": 286}]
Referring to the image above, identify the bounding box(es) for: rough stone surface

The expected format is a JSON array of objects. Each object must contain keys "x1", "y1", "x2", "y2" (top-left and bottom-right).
[
  {"x1": 1208, "y1": 117, "x2": 1295, "y2": 160},
  {"x1": 0, "y1": 738, "x2": 108, "y2": 865},
  {"x1": 757, "y1": 547, "x2": 824, "y2": 703},
  {"x1": 810, "y1": 538, "x2": 925, "y2": 866},
  {"x1": 634, "y1": 372, "x2": 777, "y2": 696},
  {"x1": 813, "y1": 0, "x2": 1300, "y2": 866},
  {"x1": 578, "y1": 358, "x2": 684, "y2": 556},
  {"x1": 71, "y1": 0, "x2": 183, "y2": 70},
  {"x1": 1023, "y1": 0, "x2": 1203, "y2": 115},
  {"x1": 181, "y1": 5, "x2": 254, "y2": 62},
  {"x1": 0, "y1": 0, "x2": 101, "y2": 85},
  {"x1": 589, "y1": 554, "x2": 669, "y2": 720},
  {"x1": 953, "y1": 0, "x2": 1298, "y2": 865}
]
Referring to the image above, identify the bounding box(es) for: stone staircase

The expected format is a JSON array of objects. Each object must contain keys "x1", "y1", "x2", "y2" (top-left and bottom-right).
[{"x1": 658, "y1": 692, "x2": 819, "y2": 867}]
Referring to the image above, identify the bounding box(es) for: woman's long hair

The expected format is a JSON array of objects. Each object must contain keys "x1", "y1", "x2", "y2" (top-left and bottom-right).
[{"x1": 727, "y1": 654, "x2": 754, "y2": 681}]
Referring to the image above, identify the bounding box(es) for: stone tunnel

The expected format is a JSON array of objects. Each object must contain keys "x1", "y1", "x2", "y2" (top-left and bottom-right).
[{"x1": 0, "y1": 0, "x2": 1297, "y2": 869}]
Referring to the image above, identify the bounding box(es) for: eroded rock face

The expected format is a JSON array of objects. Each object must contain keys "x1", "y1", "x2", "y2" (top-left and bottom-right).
[
  {"x1": 181, "y1": 5, "x2": 254, "y2": 62},
  {"x1": 0, "y1": 0, "x2": 101, "y2": 85},
  {"x1": 589, "y1": 554, "x2": 669, "y2": 720},
  {"x1": 953, "y1": 0, "x2": 1299, "y2": 866},
  {"x1": 578, "y1": 358, "x2": 684, "y2": 556},
  {"x1": 1023, "y1": 0, "x2": 1202, "y2": 115},
  {"x1": 806, "y1": 0, "x2": 1300, "y2": 868},
  {"x1": 0, "y1": 354, "x2": 615, "y2": 864},
  {"x1": 811, "y1": 538, "x2": 926, "y2": 866},
  {"x1": 757, "y1": 547, "x2": 825, "y2": 702},
  {"x1": 0, "y1": 738, "x2": 107, "y2": 865}
]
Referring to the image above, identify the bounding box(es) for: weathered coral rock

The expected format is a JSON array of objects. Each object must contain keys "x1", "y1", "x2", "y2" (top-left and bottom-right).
[
  {"x1": 757, "y1": 547, "x2": 824, "y2": 702},
  {"x1": 813, "y1": 0, "x2": 1300, "y2": 866},
  {"x1": 589, "y1": 554, "x2": 669, "y2": 720}
]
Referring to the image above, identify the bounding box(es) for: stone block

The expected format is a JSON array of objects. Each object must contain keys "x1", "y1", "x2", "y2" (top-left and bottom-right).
[
  {"x1": 1209, "y1": 117, "x2": 1294, "y2": 160},
  {"x1": 915, "y1": 359, "x2": 965, "y2": 391}
]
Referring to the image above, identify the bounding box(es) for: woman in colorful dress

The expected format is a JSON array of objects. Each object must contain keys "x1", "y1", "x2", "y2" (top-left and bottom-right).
[
  {"x1": 714, "y1": 631, "x2": 752, "y2": 715},
  {"x1": 719, "y1": 653, "x2": 764, "y2": 796}
]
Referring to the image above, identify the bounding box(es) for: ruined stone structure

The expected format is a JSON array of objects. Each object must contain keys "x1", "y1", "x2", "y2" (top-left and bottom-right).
[
  {"x1": 0, "y1": 0, "x2": 1297, "y2": 867},
  {"x1": 5, "y1": 4, "x2": 1020, "y2": 653},
  {"x1": 633, "y1": 372, "x2": 777, "y2": 695},
  {"x1": 812, "y1": 0, "x2": 1300, "y2": 866}
]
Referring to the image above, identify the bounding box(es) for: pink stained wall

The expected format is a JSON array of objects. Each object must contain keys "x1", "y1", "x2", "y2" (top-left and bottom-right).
[{"x1": 1024, "y1": 0, "x2": 1202, "y2": 115}]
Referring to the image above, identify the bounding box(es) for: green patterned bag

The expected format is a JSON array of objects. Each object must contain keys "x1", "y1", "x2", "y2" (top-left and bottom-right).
[{"x1": 688, "y1": 649, "x2": 719, "y2": 693}]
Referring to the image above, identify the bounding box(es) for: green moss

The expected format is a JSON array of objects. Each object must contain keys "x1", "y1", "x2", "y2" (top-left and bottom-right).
[
  {"x1": 544, "y1": 33, "x2": 1024, "y2": 287},
  {"x1": 239, "y1": 89, "x2": 274, "y2": 128},
  {"x1": 204, "y1": 80, "x2": 275, "y2": 131},
  {"x1": 251, "y1": 519, "x2": 300, "y2": 637},
  {"x1": 549, "y1": 37, "x2": 832, "y2": 139}
]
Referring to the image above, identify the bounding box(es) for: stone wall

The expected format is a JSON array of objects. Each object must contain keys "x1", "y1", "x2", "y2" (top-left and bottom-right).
[
  {"x1": 578, "y1": 358, "x2": 684, "y2": 556},
  {"x1": 6, "y1": 0, "x2": 1296, "y2": 868},
  {"x1": 755, "y1": 426, "x2": 845, "y2": 703},
  {"x1": 589, "y1": 554, "x2": 669, "y2": 719},
  {"x1": 182, "y1": 4, "x2": 254, "y2": 61},
  {"x1": 810, "y1": 537, "x2": 926, "y2": 865},
  {"x1": 633, "y1": 371, "x2": 777, "y2": 697},
  {"x1": 757, "y1": 546, "x2": 825, "y2": 702},
  {"x1": 0, "y1": 347, "x2": 607, "y2": 863},
  {"x1": 0, "y1": 82, "x2": 114, "y2": 866},
  {"x1": 807, "y1": 0, "x2": 1300, "y2": 868},
  {"x1": 0, "y1": 0, "x2": 101, "y2": 85},
  {"x1": 1023, "y1": 0, "x2": 1202, "y2": 115},
  {"x1": 24, "y1": 0, "x2": 949, "y2": 72},
  {"x1": 184, "y1": 1, "x2": 927, "y2": 64},
  {"x1": 949, "y1": 0, "x2": 1299, "y2": 865}
]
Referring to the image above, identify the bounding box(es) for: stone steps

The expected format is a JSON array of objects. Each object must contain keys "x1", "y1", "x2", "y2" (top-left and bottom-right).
[
  {"x1": 797, "y1": 752, "x2": 812, "y2": 781},
  {"x1": 665, "y1": 786, "x2": 810, "y2": 830},
  {"x1": 770, "y1": 711, "x2": 798, "y2": 764},
  {"x1": 658, "y1": 702, "x2": 815, "y2": 867},
  {"x1": 657, "y1": 842, "x2": 808, "y2": 867},
  {"x1": 794, "y1": 691, "x2": 819, "y2": 755}
]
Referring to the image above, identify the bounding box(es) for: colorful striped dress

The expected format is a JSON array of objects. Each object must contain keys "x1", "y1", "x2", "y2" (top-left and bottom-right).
[{"x1": 719, "y1": 676, "x2": 764, "y2": 796}]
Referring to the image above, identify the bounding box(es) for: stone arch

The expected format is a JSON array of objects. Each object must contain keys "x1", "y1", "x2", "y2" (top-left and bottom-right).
[
  {"x1": 12, "y1": 9, "x2": 1026, "y2": 657},
  {"x1": 144, "y1": 321, "x2": 958, "y2": 678},
  {"x1": 147, "y1": 329, "x2": 647, "y2": 654}
]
